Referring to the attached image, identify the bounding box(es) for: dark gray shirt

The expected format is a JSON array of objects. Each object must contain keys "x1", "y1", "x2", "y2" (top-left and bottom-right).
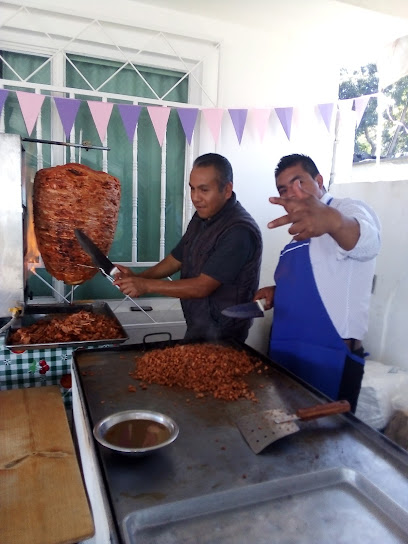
[{"x1": 172, "y1": 225, "x2": 255, "y2": 284}]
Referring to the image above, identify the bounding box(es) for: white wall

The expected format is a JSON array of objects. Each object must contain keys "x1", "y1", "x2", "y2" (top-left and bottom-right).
[
  {"x1": 4, "y1": 0, "x2": 408, "y2": 357},
  {"x1": 331, "y1": 176, "x2": 408, "y2": 370}
]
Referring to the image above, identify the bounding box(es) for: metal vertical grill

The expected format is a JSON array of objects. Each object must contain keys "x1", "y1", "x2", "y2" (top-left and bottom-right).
[{"x1": 0, "y1": 133, "x2": 25, "y2": 319}]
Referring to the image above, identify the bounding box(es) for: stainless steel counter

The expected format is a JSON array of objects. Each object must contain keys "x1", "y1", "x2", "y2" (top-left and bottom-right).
[{"x1": 73, "y1": 340, "x2": 408, "y2": 544}]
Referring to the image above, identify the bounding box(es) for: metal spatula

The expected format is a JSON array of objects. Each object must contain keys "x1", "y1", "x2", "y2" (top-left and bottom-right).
[
  {"x1": 236, "y1": 400, "x2": 350, "y2": 454},
  {"x1": 221, "y1": 298, "x2": 266, "y2": 319}
]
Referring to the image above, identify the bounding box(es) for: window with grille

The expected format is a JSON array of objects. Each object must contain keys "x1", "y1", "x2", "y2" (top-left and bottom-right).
[
  {"x1": 0, "y1": 3, "x2": 220, "y2": 302},
  {"x1": 339, "y1": 62, "x2": 408, "y2": 163},
  {"x1": 1, "y1": 51, "x2": 188, "y2": 301}
]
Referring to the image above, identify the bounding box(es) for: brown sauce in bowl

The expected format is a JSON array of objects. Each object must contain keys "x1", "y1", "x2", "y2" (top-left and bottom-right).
[{"x1": 104, "y1": 419, "x2": 171, "y2": 449}]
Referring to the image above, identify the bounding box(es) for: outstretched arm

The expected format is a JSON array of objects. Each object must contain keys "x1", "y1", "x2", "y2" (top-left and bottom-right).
[
  {"x1": 115, "y1": 254, "x2": 181, "y2": 280},
  {"x1": 268, "y1": 180, "x2": 360, "y2": 251},
  {"x1": 113, "y1": 269, "x2": 221, "y2": 299}
]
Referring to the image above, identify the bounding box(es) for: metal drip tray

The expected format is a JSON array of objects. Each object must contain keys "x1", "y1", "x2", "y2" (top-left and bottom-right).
[
  {"x1": 4, "y1": 302, "x2": 128, "y2": 351},
  {"x1": 123, "y1": 467, "x2": 408, "y2": 544}
]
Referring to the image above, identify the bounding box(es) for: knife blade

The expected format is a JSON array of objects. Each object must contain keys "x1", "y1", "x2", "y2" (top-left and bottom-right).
[
  {"x1": 74, "y1": 229, "x2": 119, "y2": 277},
  {"x1": 221, "y1": 298, "x2": 266, "y2": 319}
]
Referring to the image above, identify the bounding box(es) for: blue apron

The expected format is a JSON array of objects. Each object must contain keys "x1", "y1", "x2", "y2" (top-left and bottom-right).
[{"x1": 268, "y1": 226, "x2": 365, "y2": 400}]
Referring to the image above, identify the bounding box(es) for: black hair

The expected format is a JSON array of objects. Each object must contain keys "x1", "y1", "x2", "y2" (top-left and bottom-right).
[
  {"x1": 193, "y1": 153, "x2": 233, "y2": 191},
  {"x1": 275, "y1": 154, "x2": 320, "y2": 180}
]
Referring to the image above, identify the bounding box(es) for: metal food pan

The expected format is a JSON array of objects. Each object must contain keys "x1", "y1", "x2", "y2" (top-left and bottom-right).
[
  {"x1": 4, "y1": 301, "x2": 129, "y2": 351},
  {"x1": 123, "y1": 467, "x2": 408, "y2": 544}
]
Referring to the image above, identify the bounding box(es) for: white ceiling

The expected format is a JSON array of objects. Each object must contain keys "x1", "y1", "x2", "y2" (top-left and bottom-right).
[{"x1": 131, "y1": 0, "x2": 408, "y2": 31}]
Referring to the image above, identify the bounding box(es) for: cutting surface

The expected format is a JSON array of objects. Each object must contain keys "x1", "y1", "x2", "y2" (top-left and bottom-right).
[{"x1": 0, "y1": 386, "x2": 94, "y2": 544}]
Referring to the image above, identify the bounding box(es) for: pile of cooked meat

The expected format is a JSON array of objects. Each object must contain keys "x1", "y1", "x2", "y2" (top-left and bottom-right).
[
  {"x1": 8, "y1": 310, "x2": 124, "y2": 345},
  {"x1": 130, "y1": 343, "x2": 267, "y2": 401},
  {"x1": 33, "y1": 163, "x2": 121, "y2": 285}
]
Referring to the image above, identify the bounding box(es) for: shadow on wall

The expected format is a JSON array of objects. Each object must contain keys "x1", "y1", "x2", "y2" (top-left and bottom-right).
[{"x1": 246, "y1": 308, "x2": 274, "y2": 356}]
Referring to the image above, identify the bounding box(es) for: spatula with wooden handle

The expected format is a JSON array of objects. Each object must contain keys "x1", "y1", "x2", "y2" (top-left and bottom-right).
[{"x1": 236, "y1": 400, "x2": 350, "y2": 454}]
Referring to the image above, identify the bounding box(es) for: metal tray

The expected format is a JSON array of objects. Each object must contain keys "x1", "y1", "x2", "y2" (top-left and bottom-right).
[
  {"x1": 4, "y1": 301, "x2": 128, "y2": 351},
  {"x1": 123, "y1": 467, "x2": 408, "y2": 544}
]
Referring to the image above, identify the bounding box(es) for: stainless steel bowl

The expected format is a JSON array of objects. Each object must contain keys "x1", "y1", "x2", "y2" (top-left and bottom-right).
[{"x1": 93, "y1": 409, "x2": 179, "y2": 456}]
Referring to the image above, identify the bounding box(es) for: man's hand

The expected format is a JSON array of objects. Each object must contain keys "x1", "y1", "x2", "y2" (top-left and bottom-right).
[
  {"x1": 113, "y1": 264, "x2": 136, "y2": 279},
  {"x1": 267, "y1": 180, "x2": 360, "y2": 250},
  {"x1": 113, "y1": 275, "x2": 149, "y2": 298},
  {"x1": 112, "y1": 265, "x2": 147, "y2": 297},
  {"x1": 267, "y1": 180, "x2": 332, "y2": 240},
  {"x1": 254, "y1": 286, "x2": 275, "y2": 311}
]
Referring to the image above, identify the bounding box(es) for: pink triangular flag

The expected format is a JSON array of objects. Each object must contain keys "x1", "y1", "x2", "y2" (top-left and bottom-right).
[
  {"x1": 0, "y1": 89, "x2": 9, "y2": 115},
  {"x1": 275, "y1": 107, "x2": 293, "y2": 140},
  {"x1": 353, "y1": 96, "x2": 371, "y2": 128},
  {"x1": 117, "y1": 104, "x2": 142, "y2": 142},
  {"x1": 87, "y1": 101, "x2": 114, "y2": 143},
  {"x1": 202, "y1": 109, "x2": 225, "y2": 144},
  {"x1": 228, "y1": 109, "x2": 248, "y2": 144},
  {"x1": 318, "y1": 103, "x2": 335, "y2": 132},
  {"x1": 147, "y1": 106, "x2": 171, "y2": 146},
  {"x1": 54, "y1": 97, "x2": 81, "y2": 139},
  {"x1": 176, "y1": 107, "x2": 199, "y2": 145},
  {"x1": 16, "y1": 91, "x2": 46, "y2": 136},
  {"x1": 251, "y1": 108, "x2": 271, "y2": 141}
]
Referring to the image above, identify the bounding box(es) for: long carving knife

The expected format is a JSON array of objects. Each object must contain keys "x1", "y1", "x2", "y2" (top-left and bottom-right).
[
  {"x1": 74, "y1": 229, "x2": 120, "y2": 278},
  {"x1": 74, "y1": 229, "x2": 157, "y2": 322},
  {"x1": 221, "y1": 298, "x2": 266, "y2": 319}
]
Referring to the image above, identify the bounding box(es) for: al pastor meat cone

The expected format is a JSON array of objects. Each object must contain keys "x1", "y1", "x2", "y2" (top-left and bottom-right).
[{"x1": 33, "y1": 163, "x2": 121, "y2": 285}]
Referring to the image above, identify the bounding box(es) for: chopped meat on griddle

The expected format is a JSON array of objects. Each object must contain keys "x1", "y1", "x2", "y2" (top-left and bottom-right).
[{"x1": 131, "y1": 343, "x2": 265, "y2": 401}]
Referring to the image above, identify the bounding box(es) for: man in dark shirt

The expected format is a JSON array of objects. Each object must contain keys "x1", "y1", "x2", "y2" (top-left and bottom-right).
[{"x1": 114, "y1": 153, "x2": 262, "y2": 342}]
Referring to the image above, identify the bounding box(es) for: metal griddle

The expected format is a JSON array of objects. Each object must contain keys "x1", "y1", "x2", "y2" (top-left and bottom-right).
[{"x1": 73, "y1": 339, "x2": 408, "y2": 544}]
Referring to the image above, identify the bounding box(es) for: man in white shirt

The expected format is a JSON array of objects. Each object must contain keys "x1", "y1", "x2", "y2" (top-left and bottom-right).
[{"x1": 255, "y1": 154, "x2": 381, "y2": 412}]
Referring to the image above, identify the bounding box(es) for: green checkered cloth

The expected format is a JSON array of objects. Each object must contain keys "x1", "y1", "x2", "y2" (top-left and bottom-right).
[{"x1": 0, "y1": 336, "x2": 73, "y2": 408}]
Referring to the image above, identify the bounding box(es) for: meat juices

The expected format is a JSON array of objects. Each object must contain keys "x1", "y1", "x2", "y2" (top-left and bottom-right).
[
  {"x1": 104, "y1": 420, "x2": 170, "y2": 449},
  {"x1": 33, "y1": 163, "x2": 121, "y2": 285}
]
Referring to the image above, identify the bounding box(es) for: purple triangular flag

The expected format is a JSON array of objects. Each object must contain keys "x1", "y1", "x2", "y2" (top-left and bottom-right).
[
  {"x1": 228, "y1": 109, "x2": 248, "y2": 144},
  {"x1": 0, "y1": 89, "x2": 9, "y2": 115},
  {"x1": 117, "y1": 104, "x2": 142, "y2": 142},
  {"x1": 176, "y1": 107, "x2": 199, "y2": 145},
  {"x1": 275, "y1": 107, "x2": 293, "y2": 140},
  {"x1": 54, "y1": 97, "x2": 81, "y2": 139},
  {"x1": 318, "y1": 103, "x2": 335, "y2": 132}
]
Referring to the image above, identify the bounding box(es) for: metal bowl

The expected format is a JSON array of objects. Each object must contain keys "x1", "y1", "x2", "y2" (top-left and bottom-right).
[{"x1": 93, "y1": 409, "x2": 179, "y2": 456}]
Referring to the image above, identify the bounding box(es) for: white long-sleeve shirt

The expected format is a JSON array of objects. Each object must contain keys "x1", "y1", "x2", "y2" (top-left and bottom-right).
[{"x1": 310, "y1": 192, "x2": 381, "y2": 340}]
